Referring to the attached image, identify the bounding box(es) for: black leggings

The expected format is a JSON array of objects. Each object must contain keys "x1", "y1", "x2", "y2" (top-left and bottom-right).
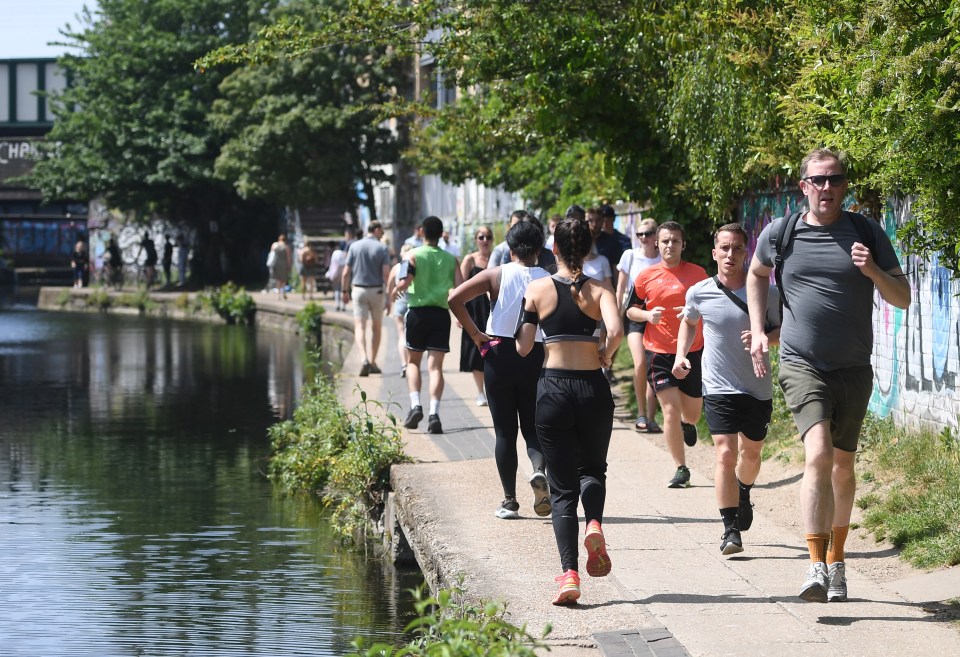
[
  {"x1": 484, "y1": 338, "x2": 546, "y2": 497},
  {"x1": 536, "y1": 368, "x2": 614, "y2": 573}
]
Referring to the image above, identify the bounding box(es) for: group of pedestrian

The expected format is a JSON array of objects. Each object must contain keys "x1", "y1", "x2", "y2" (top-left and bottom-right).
[{"x1": 334, "y1": 148, "x2": 909, "y2": 609}]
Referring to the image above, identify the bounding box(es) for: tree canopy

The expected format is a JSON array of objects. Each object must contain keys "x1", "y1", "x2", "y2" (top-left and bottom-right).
[{"x1": 201, "y1": 0, "x2": 960, "y2": 272}]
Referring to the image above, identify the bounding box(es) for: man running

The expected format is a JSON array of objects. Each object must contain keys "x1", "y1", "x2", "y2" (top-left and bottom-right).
[
  {"x1": 674, "y1": 224, "x2": 780, "y2": 555},
  {"x1": 747, "y1": 148, "x2": 910, "y2": 602},
  {"x1": 628, "y1": 221, "x2": 708, "y2": 488}
]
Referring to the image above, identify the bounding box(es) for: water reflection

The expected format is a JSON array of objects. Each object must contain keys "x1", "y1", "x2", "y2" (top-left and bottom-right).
[{"x1": 0, "y1": 308, "x2": 421, "y2": 656}]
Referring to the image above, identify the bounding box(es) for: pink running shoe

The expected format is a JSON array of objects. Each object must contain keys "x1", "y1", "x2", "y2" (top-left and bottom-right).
[
  {"x1": 552, "y1": 569, "x2": 581, "y2": 605},
  {"x1": 584, "y1": 520, "x2": 612, "y2": 577}
]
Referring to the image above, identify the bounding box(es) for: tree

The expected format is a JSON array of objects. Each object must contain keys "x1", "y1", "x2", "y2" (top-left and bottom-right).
[
  {"x1": 29, "y1": 0, "x2": 281, "y2": 284},
  {"x1": 209, "y1": 0, "x2": 408, "y2": 221}
]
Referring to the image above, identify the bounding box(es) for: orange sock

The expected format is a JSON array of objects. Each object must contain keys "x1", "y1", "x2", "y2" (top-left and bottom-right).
[
  {"x1": 805, "y1": 532, "x2": 830, "y2": 563},
  {"x1": 827, "y1": 525, "x2": 849, "y2": 564}
]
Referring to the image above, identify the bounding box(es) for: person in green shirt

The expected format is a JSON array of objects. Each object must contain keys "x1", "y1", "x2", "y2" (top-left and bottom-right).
[{"x1": 396, "y1": 216, "x2": 464, "y2": 434}]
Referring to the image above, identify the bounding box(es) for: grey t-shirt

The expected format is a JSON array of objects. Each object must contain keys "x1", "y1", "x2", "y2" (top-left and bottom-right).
[
  {"x1": 345, "y1": 236, "x2": 390, "y2": 286},
  {"x1": 753, "y1": 212, "x2": 900, "y2": 371},
  {"x1": 683, "y1": 279, "x2": 781, "y2": 399}
]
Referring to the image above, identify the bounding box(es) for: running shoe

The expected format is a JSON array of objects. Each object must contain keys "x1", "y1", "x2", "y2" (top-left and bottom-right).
[
  {"x1": 720, "y1": 527, "x2": 744, "y2": 555},
  {"x1": 427, "y1": 414, "x2": 443, "y2": 434},
  {"x1": 681, "y1": 421, "x2": 698, "y2": 446},
  {"x1": 403, "y1": 405, "x2": 423, "y2": 429},
  {"x1": 529, "y1": 472, "x2": 551, "y2": 517},
  {"x1": 827, "y1": 562, "x2": 847, "y2": 602},
  {"x1": 400, "y1": 364, "x2": 407, "y2": 378},
  {"x1": 737, "y1": 498, "x2": 755, "y2": 531},
  {"x1": 799, "y1": 562, "x2": 829, "y2": 603},
  {"x1": 552, "y1": 570, "x2": 581, "y2": 605},
  {"x1": 584, "y1": 520, "x2": 612, "y2": 577},
  {"x1": 494, "y1": 498, "x2": 520, "y2": 520},
  {"x1": 359, "y1": 361, "x2": 371, "y2": 377},
  {"x1": 667, "y1": 465, "x2": 691, "y2": 488},
  {"x1": 476, "y1": 393, "x2": 488, "y2": 407},
  {"x1": 368, "y1": 362, "x2": 382, "y2": 374}
]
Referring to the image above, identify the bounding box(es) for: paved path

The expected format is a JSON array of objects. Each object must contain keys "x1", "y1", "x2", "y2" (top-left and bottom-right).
[{"x1": 297, "y1": 289, "x2": 960, "y2": 657}]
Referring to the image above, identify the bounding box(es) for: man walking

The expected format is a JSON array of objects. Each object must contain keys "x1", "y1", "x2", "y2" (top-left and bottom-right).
[
  {"x1": 341, "y1": 221, "x2": 391, "y2": 376},
  {"x1": 674, "y1": 224, "x2": 781, "y2": 555},
  {"x1": 396, "y1": 216, "x2": 463, "y2": 434},
  {"x1": 747, "y1": 148, "x2": 910, "y2": 602},
  {"x1": 627, "y1": 221, "x2": 708, "y2": 488}
]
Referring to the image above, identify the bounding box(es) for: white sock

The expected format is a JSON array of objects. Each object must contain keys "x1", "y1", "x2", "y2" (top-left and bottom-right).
[
  {"x1": 410, "y1": 392, "x2": 420, "y2": 408},
  {"x1": 429, "y1": 399, "x2": 440, "y2": 415}
]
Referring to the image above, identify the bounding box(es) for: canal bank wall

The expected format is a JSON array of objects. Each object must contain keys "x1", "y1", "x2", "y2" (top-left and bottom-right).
[{"x1": 37, "y1": 286, "x2": 960, "y2": 657}]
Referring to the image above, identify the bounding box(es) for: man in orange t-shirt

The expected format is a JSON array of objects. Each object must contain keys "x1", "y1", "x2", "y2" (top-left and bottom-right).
[{"x1": 628, "y1": 221, "x2": 708, "y2": 488}]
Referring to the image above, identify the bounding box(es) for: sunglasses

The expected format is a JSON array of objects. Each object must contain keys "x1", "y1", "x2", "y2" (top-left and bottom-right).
[
  {"x1": 636, "y1": 230, "x2": 656, "y2": 238},
  {"x1": 476, "y1": 234, "x2": 492, "y2": 241},
  {"x1": 802, "y1": 174, "x2": 847, "y2": 189}
]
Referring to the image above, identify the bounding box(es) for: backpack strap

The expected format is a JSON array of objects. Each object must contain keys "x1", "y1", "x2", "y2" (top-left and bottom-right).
[
  {"x1": 843, "y1": 210, "x2": 878, "y2": 253},
  {"x1": 712, "y1": 275, "x2": 749, "y2": 315},
  {"x1": 773, "y1": 211, "x2": 803, "y2": 310}
]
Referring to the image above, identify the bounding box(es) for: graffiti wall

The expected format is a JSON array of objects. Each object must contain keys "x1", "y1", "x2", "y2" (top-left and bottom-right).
[{"x1": 739, "y1": 190, "x2": 960, "y2": 433}]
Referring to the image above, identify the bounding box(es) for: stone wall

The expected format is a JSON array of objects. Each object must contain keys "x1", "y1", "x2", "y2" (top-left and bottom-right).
[{"x1": 739, "y1": 190, "x2": 959, "y2": 434}]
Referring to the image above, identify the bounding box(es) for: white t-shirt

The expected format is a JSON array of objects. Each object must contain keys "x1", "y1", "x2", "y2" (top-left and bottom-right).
[
  {"x1": 582, "y1": 253, "x2": 612, "y2": 283},
  {"x1": 617, "y1": 248, "x2": 661, "y2": 284}
]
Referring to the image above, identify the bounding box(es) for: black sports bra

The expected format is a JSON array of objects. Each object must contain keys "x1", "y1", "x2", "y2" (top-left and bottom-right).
[{"x1": 538, "y1": 275, "x2": 600, "y2": 344}]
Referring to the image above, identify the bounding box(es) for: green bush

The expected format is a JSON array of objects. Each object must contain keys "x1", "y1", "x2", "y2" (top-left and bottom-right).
[
  {"x1": 296, "y1": 302, "x2": 325, "y2": 343},
  {"x1": 269, "y1": 372, "x2": 411, "y2": 539},
  {"x1": 117, "y1": 290, "x2": 156, "y2": 313},
  {"x1": 199, "y1": 282, "x2": 256, "y2": 325},
  {"x1": 349, "y1": 580, "x2": 548, "y2": 657}
]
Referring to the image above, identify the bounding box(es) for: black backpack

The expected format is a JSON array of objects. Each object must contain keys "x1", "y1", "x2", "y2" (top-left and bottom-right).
[{"x1": 773, "y1": 210, "x2": 877, "y2": 309}]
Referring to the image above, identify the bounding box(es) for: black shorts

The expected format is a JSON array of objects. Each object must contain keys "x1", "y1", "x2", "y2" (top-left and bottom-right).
[
  {"x1": 404, "y1": 306, "x2": 451, "y2": 353},
  {"x1": 625, "y1": 319, "x2": 646, "y2": 335},
  {"x1": 647, "y1": 349, "x2": 703, "y2": 398},
  {"x1": 703, "y1": 393, "x2": 772, "y2": 441}
]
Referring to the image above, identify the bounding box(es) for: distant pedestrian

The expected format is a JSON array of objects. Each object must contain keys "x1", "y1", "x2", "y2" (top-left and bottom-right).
[
  {"x1": 449, "y1": 220, "x2": 551, "y2": 521},
  {"x1": 298, "y1": 243, "x2": 319, "y2": 299},
  {"x1": 176, "y1": 233, "x2": 189, "y2": 286},
  {"x1": 342, "y1": 221, "x2": 390, "y2": 376},
  {"x1": 386, "y1": 244, "x2": 414, "y2": 378},
  {"x1": 137, "y1": 232, "x2": 158, "y2": 288},
  {"x1": 267, "y1": 234, "x2": 292, "y2": 298},
  {"x1": 516, "y1": 216, "x2": 623, "y2": 606},
  {"x1": 615, "y1": 217, "x2": 661, "y2": 432},
  {"x1": 396, "y1": 216, "x2": 463, "y2": 434},
  {"x1": 457, "y1": 226, "x2": 494, "y2": 406},
  {"x1": 71, "y1": 236, "x2": 89, "y2": 288},
  {"x1": 747, "y1": 147, "x2": 910, "y2": 603},
  {"x1": 674, "y1": 224, "x2": 781, "y2": 556},
  {"x1": 161, "y1": 235, "x2": 174, "y2": 286},
  {"x1": 326, "y1": 245, "x2": 347, "y2": 311},
  {"x1": 489, "y1": 210, "x2": 557, "y2": 272}
]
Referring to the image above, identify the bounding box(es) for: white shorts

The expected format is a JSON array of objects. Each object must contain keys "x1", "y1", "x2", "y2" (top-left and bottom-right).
[{"x1": 352, "y1": 286, "x2": 384, "y2": 320}]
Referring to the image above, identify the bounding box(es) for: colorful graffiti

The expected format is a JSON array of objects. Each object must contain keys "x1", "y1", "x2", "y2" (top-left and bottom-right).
[{"x1": 739, "y1": 190, "x2": 960, "y2": 432}]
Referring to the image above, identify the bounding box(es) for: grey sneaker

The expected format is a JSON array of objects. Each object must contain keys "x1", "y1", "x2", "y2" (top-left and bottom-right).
[
  {"x1": 720, "y1": 527, "x2": 744, "y2": 555},
  {"x1": 827, "y1": 562, "x2": 847, "y2": 602},
  {"x1": 495, "y1": 498, "x2": 520, "y2": 519},
  {"x1": 799, "y1": 562, "x2": 829, "y2": 602},
  {"x1": 529, "y1": 471, "x2": 551, "y2": 517},
  {"x1": 667, "y1": 465, "x2": 691, "y2": 488},
  {"x1": 681, "y1": 421, "x2": 698, "y2": 447}
]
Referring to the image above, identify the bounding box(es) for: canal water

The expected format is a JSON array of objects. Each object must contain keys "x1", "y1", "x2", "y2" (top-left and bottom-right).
[{"x1": 0, "y1": 304, "x2": 423, "y2": 656}]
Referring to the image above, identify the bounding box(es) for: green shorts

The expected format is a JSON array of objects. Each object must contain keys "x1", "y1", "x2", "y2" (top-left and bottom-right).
[{"x1": 778, "y1": 360, "x2": 873, "y2": 453}]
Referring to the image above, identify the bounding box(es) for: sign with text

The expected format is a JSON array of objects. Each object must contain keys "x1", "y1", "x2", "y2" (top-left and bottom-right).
[{"x1": 0, "y1": 139, "x2": 41, "y2": 186}]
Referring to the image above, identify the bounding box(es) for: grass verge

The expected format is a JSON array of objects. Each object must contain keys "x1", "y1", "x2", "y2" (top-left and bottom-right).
[
  {"x1": 349, "y1": 578, "x2": 548, "y2": 657},
  {"x1": 268, "y1": 365, "x2": 411, "y2": 540}
]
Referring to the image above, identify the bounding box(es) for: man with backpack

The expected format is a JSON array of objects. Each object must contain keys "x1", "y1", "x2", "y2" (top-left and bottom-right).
[
  {"x1": 673, "y1": 224, "x2": 781, "y2": 556},
  {"x1": 746, "y1": 148, "x2": 910, "y2": 603}
]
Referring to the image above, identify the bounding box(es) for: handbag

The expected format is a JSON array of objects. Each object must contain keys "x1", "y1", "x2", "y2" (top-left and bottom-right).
[{"x1": 266, "y1": 248, "x2": 277, "y2": 268}]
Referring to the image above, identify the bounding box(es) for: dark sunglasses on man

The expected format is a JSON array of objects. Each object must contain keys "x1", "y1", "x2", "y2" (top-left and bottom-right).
[{"x1": 802, "y1": 174, "x2": 847, "y2": 189}]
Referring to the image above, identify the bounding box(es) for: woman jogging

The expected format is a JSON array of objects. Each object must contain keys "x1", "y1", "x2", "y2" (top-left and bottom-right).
[{"x1": 458, "y1": 226, "x2": 494, "y2": 406}]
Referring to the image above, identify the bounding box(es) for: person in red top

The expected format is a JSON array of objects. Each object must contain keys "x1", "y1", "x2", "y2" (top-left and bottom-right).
[{"x1": 628, "y1": 221, "x2": 708, "y2": 488}]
